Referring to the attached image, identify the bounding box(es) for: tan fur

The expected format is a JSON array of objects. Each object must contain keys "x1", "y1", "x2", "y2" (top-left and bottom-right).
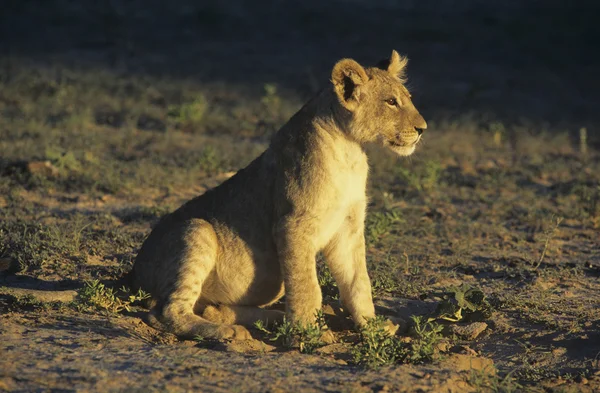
[{"x1": 131, "y1": 50, "x2": 427, "y2": 340}]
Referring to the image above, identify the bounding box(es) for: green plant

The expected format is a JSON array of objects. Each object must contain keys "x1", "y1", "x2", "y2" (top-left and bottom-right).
[
  {"x1": 365, "y1": 208, "x2": 403, "y2": 245},
  {"x1": 534, "y1": 215, "x2": 563, "y2": 268},
  {"x1": 352, "y1": 315, "x2": 445, "y2": 369},
  {"x1": 403, "y1": 316, "x2": 445, "y2": 364},
  {"x1": 371, "y1": 273, "x2": 399, "y2": 295},
  {"x1": 77, "y1": 280, "x2": 149, "y2": 313},
  {"x1": 352, "y1": 316, "x2": 403, "y2": 369},
  {"x1": 0, "y1": 216, "x2": 91, "y2": 273},
  {"x1": 260, "y1": 83, "x2": 281, "y2": 120},
  {"x1": 490, "y1": 122, "x2": 506, "y2": 148},
  {"x1": 573, "y1": 184, "x2": 600, "y2": 219},
  {"x1": 45, "y1": 147, "x2": 82, "y2": 174},
  {"x1": 317, "y1": 260, "x2": 338, "y2": 299},
  {"x1": 255, "y1": 311, "x2": 327, "y2": 354},
  {"x1": 168, "y1": 95, "x2": 208, "y2": 125},
  {"x1": 430, "y1": 284, "x2": 493, "y2": 322},
  {"x1": 395, "y1": 160, "x2": 442, "y2": 193},
  {"x1": 468, "y1": 367, "x2": 522, "y2": 393},
  {"x1": 197, "y1": 146, "x2": 221, "y2": 173}
]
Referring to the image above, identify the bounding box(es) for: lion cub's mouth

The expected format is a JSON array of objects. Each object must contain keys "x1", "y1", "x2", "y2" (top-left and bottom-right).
[
  {"x1": 388, "y1": 140, "x2": 406, "y2": 147},
  {"x1": 388, "y1": 134, "x2": 421, "y2": 148}
]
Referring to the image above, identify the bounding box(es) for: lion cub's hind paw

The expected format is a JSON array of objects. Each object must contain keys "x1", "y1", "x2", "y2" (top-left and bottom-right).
[{"x1": 216, "y1": 324, "x2": 253, "y2": 341}]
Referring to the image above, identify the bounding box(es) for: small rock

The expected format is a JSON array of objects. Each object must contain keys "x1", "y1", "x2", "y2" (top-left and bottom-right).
[
  {"x1": 315, "y1": 343, "x2": 347, "y2": 355},
  {"x1": 443, "y1": 354, "x2": 494, "y2": 372},
  {"x1": 450, "y1": 322, "x2": 488, "y2": 340}
]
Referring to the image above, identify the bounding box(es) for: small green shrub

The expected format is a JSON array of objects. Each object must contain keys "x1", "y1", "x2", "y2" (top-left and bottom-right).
[
  {"x1": 352, "y1": 316, "x2": 403, "y2": 369},
  {"x1": 254, "y1": 311, "x2": 327, "y2": 354},
  {"x1": 197, "y1": 146, "x2": 221, "y2": 173},
  {"x1": 468, "y1": 367, "x2": 522, "y2": 393},
  {"x1": 77, "y1": 280, "x2": 149, "y2": 313},
  {"x1": 431, "y1": 284, "x2": 493, "y2": 322},
  {"x1": 365, "y1": 208, "x2": 403, "y2": 245},
  {"x1": 403, "y1": 316, "x2": 445, "y2": 364},
  {"x1": 395, "y1": 160, "x2": 442, "y2": 193},
  {"x1": 168, "y1": 95, "x2": 208, "y2": 126},
  {"x1": 352, "y1": 315, "x2": 445, "y2": 369},
  {"x1": 317, "y1": 260, "x2": 338, "y2": 300},
  {"x1": 261, "y1": 83, "x2": 282, "y2": 120}
]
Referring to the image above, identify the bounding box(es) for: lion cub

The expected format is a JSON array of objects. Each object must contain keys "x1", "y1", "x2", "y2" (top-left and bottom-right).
[{"x1": 131, "y1": 50, "x2": 427, "y2": 340}]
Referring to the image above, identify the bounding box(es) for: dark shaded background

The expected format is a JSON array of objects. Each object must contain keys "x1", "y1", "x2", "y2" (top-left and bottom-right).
[{"x1": 1, "y1": 0, "x2": 599, "y2": 132}]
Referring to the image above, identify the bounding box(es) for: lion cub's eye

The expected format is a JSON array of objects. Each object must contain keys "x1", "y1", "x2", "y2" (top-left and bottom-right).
[{"x1": 385, "y1": 98, "x2": 399, "y2": 107}]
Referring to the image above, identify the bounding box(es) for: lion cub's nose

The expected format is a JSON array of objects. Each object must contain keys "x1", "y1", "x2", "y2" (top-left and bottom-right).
[{"x1": 415, "y1": 126, "x2": 426, "y2": 136}]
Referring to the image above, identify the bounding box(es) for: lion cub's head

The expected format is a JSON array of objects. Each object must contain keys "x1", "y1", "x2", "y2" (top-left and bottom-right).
[{"x1": 331, "y1": 50, "x2": 427, "y2": 156}]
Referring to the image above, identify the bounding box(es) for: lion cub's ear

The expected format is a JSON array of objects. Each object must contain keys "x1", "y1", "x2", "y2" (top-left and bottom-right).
[
  {"x1": 387, "y1": 50, "x2": 408, "y2": 81},
  {"x1": 331, "y1": 59, "x2": 368, "y2": 111}
]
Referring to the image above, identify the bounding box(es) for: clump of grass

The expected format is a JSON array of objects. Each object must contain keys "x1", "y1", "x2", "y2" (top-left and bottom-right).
[
  {"x1": 395, "y1": 160, "x2": 442, "y2": 193},
  {"x1": 403, "y1": 315, "x2": 445, "y2": 364},
  {"x1": 254, "y1": 311, "x2": 327, "y2": 354},
  {"x1": 430, "y1": 284, "x2": 493, "y2": 323},
  {"x1": 573, "y1": 183, "x2": 600, "y2": 220},
  {"x1": 9, "y1": 294, "x2": 45, "y2": 311},
  {"x1": 365, "y1": 208, "x2": 403, "y2": 245},
  {"x1": 371, "y1": 273, "x2": 401, "y2": 296},
  {"x1": 0, "y1": 217, "x2": 90, "y2": 273},
  {"x1": 534, "y1": 215, "x2": 563, "y2": 269},
  {"x1": 23, "y1": 147, "x2": 127, "y2": 195},
  {"x1": 77, "y1": 280, "x2": 149, "y2": 313},
  {"x1": 367, "y1": 252, "x2": 427, "y2": 298},
  {"x1": 352, "y1": 316, "x2": 445, "y2": 369},
  {"x1": 120, "y1": 205, "x2": 173, "y2": 224},
  {"x1": 168, "y1": 95, "x2": 208, "y2": 129},
  {"x1": 351, "y1": 316, "x2": 403, "y2": 369},
  {"x1": 490, "y1": 122, "x2": 506, "y2": 148},
  {"x1": 468, "y1": 367, "x2": 522, "y2": 393},
  {"x1": 0, "y1": 213, "x2": 142, "y2": 276},
  {"x1": 197, "y1": 146, "x2": 221, "y2": 174},
  {"x1": 316, "y1": 259, "x2": 338, "y2": 300},
  {"x1": 260, "y1": 84, "x2": 281, "y2": 118}
]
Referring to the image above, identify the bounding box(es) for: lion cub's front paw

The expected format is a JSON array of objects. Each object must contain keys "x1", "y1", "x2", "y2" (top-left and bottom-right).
[{"x1": 216, "y1": 324, "x2": 253, "y2": 340}]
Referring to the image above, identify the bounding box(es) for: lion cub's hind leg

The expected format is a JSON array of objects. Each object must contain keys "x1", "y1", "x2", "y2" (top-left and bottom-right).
[{"x1": 153, "y1": 219, "x2": 252, "y2": 340}]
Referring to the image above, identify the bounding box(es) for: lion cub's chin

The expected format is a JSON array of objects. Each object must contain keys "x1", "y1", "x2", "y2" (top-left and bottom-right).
[{"x1": 390, "y1": 144, "x2": 417, "y2": 156}]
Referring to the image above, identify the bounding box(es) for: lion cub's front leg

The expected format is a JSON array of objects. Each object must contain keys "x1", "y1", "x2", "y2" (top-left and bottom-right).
[
  {"x1": 275, "y1": 219, "x2": 322, "y2": 326},
  {"x1": 324, "y1": 203, "x2": 398, "y2": 336}
]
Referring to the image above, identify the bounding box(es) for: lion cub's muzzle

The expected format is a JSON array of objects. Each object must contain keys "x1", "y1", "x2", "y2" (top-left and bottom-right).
[{"x1": 389, "y1": 128, "x2": 422, "y2": 148}]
